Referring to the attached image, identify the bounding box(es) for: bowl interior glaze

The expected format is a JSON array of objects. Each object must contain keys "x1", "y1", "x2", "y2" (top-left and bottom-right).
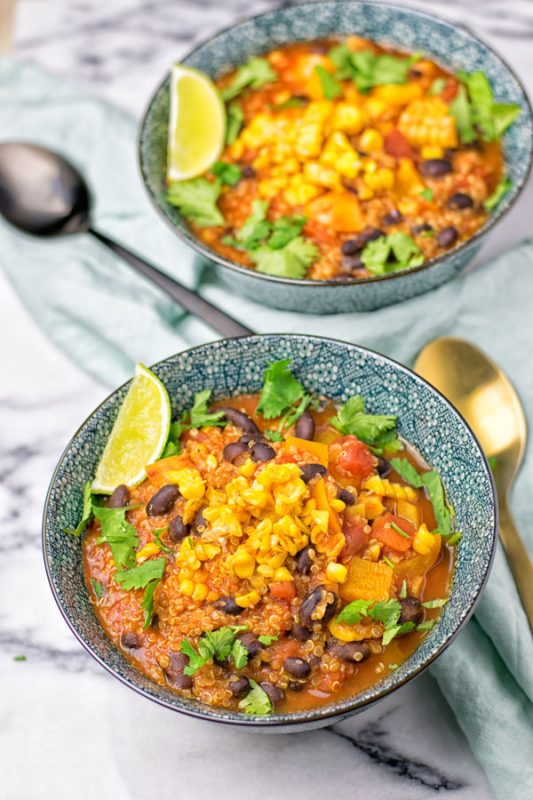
[
  {"x1": 139, "y1": 1, "x2": 533, "y2": 293},
  {"x1": 43, "y1": 335, "x2": 497, "y2": 730}
]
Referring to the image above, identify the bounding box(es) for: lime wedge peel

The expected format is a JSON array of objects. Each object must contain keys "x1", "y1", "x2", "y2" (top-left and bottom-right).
[
  {"x1": 92, "y1": 364, "x2": 171, "y2": 494},
  {"x1": 167, "y1": 64, "x2": 225, "y2": 182}
]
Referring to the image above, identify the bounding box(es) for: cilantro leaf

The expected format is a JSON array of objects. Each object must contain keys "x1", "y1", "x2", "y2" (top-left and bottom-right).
[
  {"x1": 420, "y1": 188, "x2": 433, "y2": 201},
  {"x1": 221, "y1": 57, "x2": 277, "y2": 101},
  {"x1": 115, "y1": 558, "x2": 166, "y2": 590},
  {"x1": 167, "y1": 178, "x2": 224, "y2": 227},
  {"x1": 449, "y1": 85, "x2": 476, "y2": 144},
  {"x1": 453, "y1": 70, "x2": 520, "y2": 143},
  {"x1": 257, "y1": 634, "x2": 279, "y2": 645},
  {"x1": 212, "y1": 161, "x2": 242, "y2": 186},
  {"x1": 421, "y1": 471, "x2": 454, "y2": 538},
  {"x1": 152, "y1": 526, "x2": 172, "y2": 553},
  {"x1": 389, "y1": 232, "x2": 424, "y2": 268},
  {"x1": 336, "y1": 599, "x2": 372, "y2": 625},
  {"x1": 448, "y1": 532, "x2": 462, "y2": 546},
  {"x1": 160, "y1": 420, "x2": 184, "y2": 459},
  {"x1": 239, "y1": 679, "x2": 272, "y2": 715},
  {"x1": 368, "y1": 599, "x2": 402, "y2": 629},
  {"x1": 275, "y1": 97, "x2": 306, "y2": 110},
  {"x1": 181, "y1": 626, "x2": 248, "y2": 675},
  {"x1": 331, "y1": 395, "x2": 398, "y2": 450},
  {"x1": 160, "y1": 440, "x2": 180, "y2": 458},
  {"x1": 492, "y1": 103, "x2": 521, "y2": 138},
  {"x1": 264, "y1": 429, "x2": 284, "y2": 442},
  {"x1": 231, "y1": 638, "x2": 250, "y2": 669},
  {"x1": 235, "y1": 200, "x2": 271, "y2": 249},
  {"x1": 268, "y1": 215, "x2": 307, "y2": 249},
  {"x1": 94, "y1": 505, "x2": 139, "y2": 569},
  {"x1": 91, "y1": 578, "x2": 104, "y2": 598},
  {"x1": 390, "y1": 457, "x2": 424, "y2": 488},
  {"x1": 399, "y1": 579, "x2": 407, "y2": 599},
  {"x1": 458, "y1": 69, "x2": 495, "y2": 140},
  {"x1": 361, "y1": 233, "x2": 422, "y2": 275},
  {"x1": 422, "y1": 598, "x2": 447, "y2": 609},
  {"x1": 417, "y1": 620, "x2": 435, "y2": 632},
  {"x1": 257, "y1": 359, "x2": 306, "y2": 419},
  {"x1": 315, "y1": 65, "x2": 342, "y2": 100},
  {"x1": 64, "y1": 481, "x2": 93, "y2": 536},
  {"x1": 483, "y1": 175, "x2": 512, "y2": 212},
  {"x1": 328, "y1": 44, "x2": 417, "y2": 92},
  {"x1": 141, "y1": 579, "x2": 161, "y2": 628},
  {"x1": 181, "y1": 639, "x2": 209, "y2": 676},
  {"x1": 187, "y1": 389, "x2": 227, "y2": 429},
  {"x1": 226, "y1": 101, "x2": 244, "y2": 145},
  {"x1": 251, "y1": 235, "x2": 318, "y2": 278},
  {"x1": 382, "y1": 621, "x2": 416, "y2": 645}
]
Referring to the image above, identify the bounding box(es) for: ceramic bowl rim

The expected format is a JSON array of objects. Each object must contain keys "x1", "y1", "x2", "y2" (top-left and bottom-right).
[
  {"x1": 42, "y1": 333, "x2": 498, "y2": 727},
  {"x1": 138, "y1": 0, "x2": 533, "y2": 291}
]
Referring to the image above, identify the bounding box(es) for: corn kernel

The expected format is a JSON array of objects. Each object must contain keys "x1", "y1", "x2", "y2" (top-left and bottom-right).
[
  {"x1": 257, "y1": 564, "x2": 274, "y2": 578},
  {"x1": 235, "y1": 590, "x2": 261, "y2": 609},
  {"x1": 359, "y1": 128, "x2": 384, "y2": 153},
  {"x1": 364, "y1": 167, "x2": 395, "y2": 191},
  {"x1": 364, "y1": 97, "x2": 386, "y2": 119},
  {"x1": 206, "y1": 454, "x2": 218, "y2": 470},
  {"x1": 397, "y1": 499, "x2": 419, "y2": 527},
  {"x1": 366, "y1": 542, "x2": 382, "y2": 561},
  {"x1": 329, "y1": 102, "x2": 368, "y2": 135},
  {"x1": 421, "y1": 145, "x2": 444, "y2": 159},
  {"x1": 327, "y1": 618, "x2": 358, "y2": 642},
  {"x1": 233, "y1": 548, "x2": 255, "y2": 578},
  {"x1": 240, "y1": 459, "x2": 255, "y2": 478},
  {"x1": 326, "y1": 562, "x2": 348, "y2": 583},
  {"x1": 179, "y1": 579, "x2": 195, "y2": 597},
  {"x1": 273, "y1": 566, "x2": 293, "y2": 582},
  {"x1": 192, "y1": 583, "x2": 209, "y2": 602},
  {"x1": 330, "y1": 498, "x2": 346, "y2": 513},
  {"x1": 194, "y1": 568, "x2": 208, "y2": 583},
  {"x1": 413, "y1": 523, "x2": 437, "y2": 556},
  {"x1": 136, "y1": 542, "x2": 161, "y2": 563}
]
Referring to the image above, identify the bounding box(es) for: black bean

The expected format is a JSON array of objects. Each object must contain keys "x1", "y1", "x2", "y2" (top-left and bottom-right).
[
  {"x1": 251, "y1": 442, "x2": 276, "y2": 462},
  {"x1": 288, "y1": 681, "x2": 305, "y2": 692},
  {"x1": 296, "y1": 545, "x2": 315, "y2": 575},
  {"x1": 337, "y1": 642, "x2": 371, "y2": 663},
  {"x1": 121, "y1": 631, "x2": 140, "y2": 649},
  {"x1": 229, "y1": 675, "x2": 250, "y2": 698},
  {"x1": 412, "y1": 222, "x2": 433, "y2": 235},
  {"x1": 223, "y1": 441, "x2": 249, "y2": 463},
  {"x1": 337, "y1": 487, "x2": 355, "y2": 506},
  {"x1": 284, "y1": 657, "x2": 311, "y2": 678},
  {"x1": 399, "y1": 597, "x2": 423, "y2": 625},
  {"x1": 437, "y1": 226, "x2": 459, "y2": 248},
  {"x1": 217, "y1": 407, "x2": 261, "y2": 436},
  {"x1": 166, "y1": 671, "x2": 193, "y2": 690},
  {"x1": 299, "y1": 463, "x2": 327, "y2": 484},
  {"x1": 447, "y1": 192, "x2": 473, "y2": 210},
  {"x1": 290, "y1": 623, "x2": 311, "y2": 641},
  {"x1": 169, "y1": 515, "x2": 189, "y2": 542},
  {"x1": 108, "y1": 484, "x2": 129, "y2": 508},
  {"x1": 193, "y1": 508, "x2": 207, "y2": 535},
  {"x1": 260, "y1": 681, "x2": 284, "y2": 705},
  {"x1": 361, "y1": 227, "x2": 385, "y2": 244},
  {"x1": 341, "y1": 227, "x2": 384, "y2": 256},
  {"x1": 299, "y1": 586, "x2": 339, "y2": 628},
  {"x1": 341, "y1": 254, "x2": 364, "y2": 272},
  {"x1": 146, "y1": 484, "x2": 180, "y2": 516},
  {"x1": 168, "y1": 652, "x2": 189, "y2": 673},
  {"x1": 237, "y1": 632, "x2": 264, "y2": 658},
  {"x1": 241, "y1": 165, "x2": 256, "y2": 179},
  {"x1": 214, "y1": 596, "x2": 244, "y2": 616},
  {"x1": 377, "y1": 458, "x2": 392, "y2": 478},
  {"x1": 295, "y1": 411, "x2": 315, "y2": 441},
  {"x1": 238, "y1": 433, "x2": 253, "y2": 445},
  {"x1": 382, "y1": 209, "x2": 403, "y2": 226},
  {"x1": 293, "y1": 94, "x2": 309, "y2": 103},
  {"x1": 419, "y1": 159, "x2": 452, "y2": 177}
]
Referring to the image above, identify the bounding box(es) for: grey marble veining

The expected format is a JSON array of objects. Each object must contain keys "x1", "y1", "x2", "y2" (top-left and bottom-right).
[{"x1": 5, "y1": 0, "x2": 533, "y2": 797}]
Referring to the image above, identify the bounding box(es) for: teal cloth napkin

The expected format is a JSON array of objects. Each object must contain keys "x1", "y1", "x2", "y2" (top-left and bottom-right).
[{"x1": 2, "y1": 60, "x2": 532, "y2": 798}]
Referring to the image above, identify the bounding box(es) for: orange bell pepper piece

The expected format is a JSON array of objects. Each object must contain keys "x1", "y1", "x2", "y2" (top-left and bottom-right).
[
  {"x1": 340, "y1": 557, "x2": 393, "y2": 602},
  {"x1": 393, "y1": 533, "x2": 442, "y2": 578},
  {"x1": 145, "y1": 455, "x2": 189, "y2": 488},
  {"x1": 284, "y1": 436, "x2": 329, "y2": 466},
  {"x1": 307, "y1": 192, "x2": 363, "y2": 233}
]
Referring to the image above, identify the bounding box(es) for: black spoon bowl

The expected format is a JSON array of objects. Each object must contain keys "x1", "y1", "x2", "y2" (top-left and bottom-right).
[{"x1": 0, "y1": 142, "x2": 252, "y2": 338}]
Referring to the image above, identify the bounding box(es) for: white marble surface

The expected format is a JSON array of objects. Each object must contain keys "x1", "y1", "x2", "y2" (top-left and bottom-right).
[{"x1": 3, "y1": 1, "x2": 533, "y2": 798}]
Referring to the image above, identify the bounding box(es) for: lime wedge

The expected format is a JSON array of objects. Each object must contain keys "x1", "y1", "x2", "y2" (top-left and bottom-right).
[
  {"x1": 167, "y1": 64, "x2": 225, "y2": 182},
  {"x1": 92, "y1": 364, "x2": 171, "y2": 494}
]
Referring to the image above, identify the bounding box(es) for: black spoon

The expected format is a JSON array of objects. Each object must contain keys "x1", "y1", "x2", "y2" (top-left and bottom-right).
[{"x1": 0, "y1": 142, "x2": 253, "y2": 338}]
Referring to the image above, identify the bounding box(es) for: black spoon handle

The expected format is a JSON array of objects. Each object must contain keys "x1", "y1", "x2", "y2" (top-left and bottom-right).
[{"x1": 90, "y1": 228, "x2": 254, "y2": 338}]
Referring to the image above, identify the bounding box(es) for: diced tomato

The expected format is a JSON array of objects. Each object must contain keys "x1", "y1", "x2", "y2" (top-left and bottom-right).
[
  {"x1": 330, "y1": 435, "x2": 375, "y2": 481},
  {"x1": 442, "y1": 78, "x2": 459, "y2": 102},
  {"x1": 269, "y1": 637, "x2": 301, "y2": 669},
  {"x1": 384, "y1": 129, "x2": 416, "y2": 159},
  {"x1": 372, "y1": 512, "x2": 415, "y2": 552},
  {"x1": 270, "y1": 581, "x2": 297, "y2": 601},
  {"x1": 340, "y1": 510, "x2": 368, "y2": 561}
]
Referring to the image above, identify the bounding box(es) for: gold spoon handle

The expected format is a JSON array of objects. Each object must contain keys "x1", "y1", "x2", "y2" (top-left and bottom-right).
[{"x1": 499, "y1": 501, "x2": 533, "y2": 629}]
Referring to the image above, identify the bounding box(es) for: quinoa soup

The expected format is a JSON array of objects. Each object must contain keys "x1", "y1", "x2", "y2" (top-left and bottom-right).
[
  {"x1": 166, "y1": 37, "x2": 519, "y2": 282},
  {"x1": 76, "y1": 360, "x2": 457, "y2": 716}
]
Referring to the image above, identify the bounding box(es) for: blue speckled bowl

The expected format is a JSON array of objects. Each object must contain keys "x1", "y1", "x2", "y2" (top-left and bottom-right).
[
  {"x1": 43, "y1": 335, "x2": 497, "y2": 731},
  {"x1": 139, "y1": 1, "x2": 533, "y2": 314}
]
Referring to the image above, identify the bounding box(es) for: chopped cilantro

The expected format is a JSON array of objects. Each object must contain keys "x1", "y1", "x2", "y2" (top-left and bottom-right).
[
  {"x1": 390, "y1": 459, "x2": 454, "y2": 538},
  {"x1": 235, "y1": 200, "x2": 271, "y2": 249},
  {"x1": 483, "y1": 176, "x2": 512, "y2": 212},
  {"x1": 390, "y1": 521, "x2": 410, "y2": 539},
  {"x1": 257, "y1": 359, "x2": 306, "y2": 419},
  {"x1": 420, "y1": 188, "x2": 433, "y2": 201},
  {"x1": 115, "y1": 558, "x2": 166, "y2": 590},
  {"x1": 152, "y1": 526, "x2": 172, "y2": 553},
  {"x1": 492, "y1": 103, "x2": 521, "y2": 138},
  {"x1": 417, "y1": 620, "x2": 435, "y2": 632},
  {"x1": 14, "y1": 655, "x2": 27, "y2": 662},
  {"x1": 382, "y1": 621, "x2": 416, "y2": 646},
  {"x1": 226, "y1": 101, "x2": 244, "y2": 145},
  {"x1": 221, "y1": 57, "x2": 277, "y2": 101},
  {"x1": 449, "y1": 85, "x2": 476, "y2": 144},
  {"x1": 257, "y1": 634, "x2": 279, "y2": 645},
  {"x1": 252, "y1": 235, "x2": 318, "y2": 278},
  {"x1": 448, "y1": 531, "x2": 462, "y2": 546},
  {"x1": 91, "y1": 578, "x2": 104, "y2": 598},
  {"x1": 369, "y1": 599, "x2": 402, "y2": 628},
  {"x1": 452, "y1": 70, "x2": 520, "y2": 143},
  {"x1": 336, "y1": 598, "x2": 372, "y2": 625},
  {"x1": 382, "y1": 555, "x2": 395, "y2": 569},
  {"x1": 64, "y1": 481, "x2": 93, "y2": 536},
  {"x1": 331, "y1": 395, "x2": 399, "y2": 454},
  {"x1": 239, "y1": 679, "x2": 272, "y2": 715},
  {"x1": 399, "y1": 579, "x2": 407, "y2": 599},
  {"x1": 167, "y1": 178, "x2": 224, "y2": 227},
  {"x1": 429, "y1": 77, "x2": 446, "y2": 95},
  {"x1": 231, "y1": 638, "x2": 249, "y2": 669},
  {"x1": 275, "y1": 97, "x2": 306, "y2": 110},
  {"x1": 390, "y1": 458, "x2": 423, "y2": 487},
  {"x1": 388, "y1": 663, "x2": 399, "y2": 670},
  {"x1": 268, "y1": 215, "x2": 307, "y2": 250},
  {"x1": 264, "y1": 429, "x2": 284, "y2": 443},
  {"x1": 181, "y1": 639, "x2": 209, "y2": 676},
  {"x1": 94, "y1": 505, "x2": 139, "y2": 569},
  {"x1": 315, "y1": 65, "x2": 342, "y2": 100},
  {"x1": 187, "y1": 389, "x2": 227, "y2": 429},
  {"x1": 328, "y1": 44, "x2": 419, "y2": 92},
  {"x1": 160, "y1": 440, "x2": 180, "y2": 458},
  {"x1": 361, "y1": 233, "x2": 423, "y2": 275},
  {"x1": 181, "y1": 626, "x2": 248, "y2": 675},
  {"x1": 212, "y1": 161, "x2": 242, "y2": 186},
  {"x1": 160, "y1": 420, "x2": 184, "y2": 459},
  {"x1": 422, "y1": 598, "x2": 447, "y2": 609},
  {"x1": 141, "y1": 579, "x2": 160, "y2": 628}
]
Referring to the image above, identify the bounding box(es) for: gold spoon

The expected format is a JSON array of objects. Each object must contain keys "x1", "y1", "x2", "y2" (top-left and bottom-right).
[{"x1": 414, "y1": 336, "x2": 533, "y2": 628}]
